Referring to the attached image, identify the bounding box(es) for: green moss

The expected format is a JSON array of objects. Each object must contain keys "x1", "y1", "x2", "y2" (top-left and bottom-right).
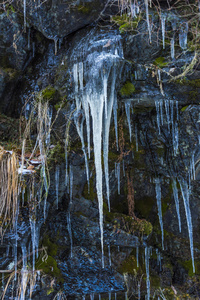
[
  {"x1": 150, "y1": 274, "x2": 161, "y2": 288},
  {"x1": 181, "y1": 105, "x2": 189, "y2": 112},
  {"x1": 105, "y1": 212, "x2": 153, "y2": 237},
  {"x1": 42, "y1": 236, "x2": 58, "y2": 257},
  {"x1": 118, "y1": 255, "x2": 139, "y2": 274},
  {"x1": 120, "y1": 82, "x2": 135, "y2": 97},
  {"x1": 111, "y1": 14, "x2": 140, "y2": 33},
  {"x1": 153, "y1": 57, "x2": 168, "y2": 68},
  {"x1": 42, "y1": 86, "x2": 56, "y2": 101},
  {"x1": 77, "y1": 4, "x2": 90, "y2": 13},
  {"x1": 36, "y1": 255, "x2": 63, "y2": 283},
  {"x1": 82, "y1": 177, "x2": 96, "y2": 200},
  {"x1": 176, "y1": 78, "x2": 200, "y2": 88},
  {"x1": 180, "y1": 259, "x2": 200, "y2": 276},
  {"x1": 48, "y1": 143, "x2": 65, "y2": 165},
  {"x1": 37, "y1": 86, "x2": 60, "y2": 105},
  {"x1": 47, "y1": 288, "x2": 54, "y2": 295}
]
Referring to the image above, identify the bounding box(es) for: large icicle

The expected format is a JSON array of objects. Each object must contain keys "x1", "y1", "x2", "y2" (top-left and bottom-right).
[
  {"x1": 172, "y1": 178, "x2": 181, "y2": 232},
  {"x1": 74, "y1": 110, "x2": 90, "y2": 187},
  {"x1": 178, "y1": 179, "x2": 195, "y2": 273},
  {"x1": 72, "y1": 30, "x2": 123, "y2": 267},
  {"x1": 155, "y1": 178, "x2": 164, "y2": 249}
]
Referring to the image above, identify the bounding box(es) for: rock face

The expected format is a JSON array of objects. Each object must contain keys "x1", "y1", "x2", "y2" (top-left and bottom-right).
[
  {"x1": 0, "y1": 0, "x2": 200, "y2": 299},
  {"x1": 13, "y1": 0, "x2": 119, "y2": 39}
]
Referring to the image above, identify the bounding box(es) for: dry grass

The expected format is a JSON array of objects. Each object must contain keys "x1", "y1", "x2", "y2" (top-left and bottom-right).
[{"x1": 0, "y1": 147, "x2": 19, "y2": 236}]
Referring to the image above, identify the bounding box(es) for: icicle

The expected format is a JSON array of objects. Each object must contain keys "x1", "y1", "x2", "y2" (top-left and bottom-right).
[
  {"x1": 108, "y1": 244, "x2": 111, "y2": 266},
  {"x1": 23, "y1": 0, "x2": 26, "y2": 32},
  {"x1": 179, "y1": 179, "x2": 195, "y2": 273},
  {"x1": 99, "y1": 294, "x2": 101, "y2": 300},
  {"x1": 125, "y1": 292, "x2": 128, "y2": 300},
  {"x1": 155, "y1": 178, "x2": 164, "y2": 249},
  {"x1": 136, "y1": 246, "x2": 139, "y2": 267},
  {"x1": 30, "y1": 218, "x2": 36, "y2": 272},
  {"x1": 135, "y1": 123, "x2": 138, "y2": 151},
  {"x1": 173, "y1": 121, "x2": 179, "y2": 155},
  {"x1": 55, "y1": 165, "x2": 60, "y2": 209},
  {"x1": 125, "y1": 102, "x2": 132, "y2": 142},
  {"x1": 67, "y1": 212, "x2": 73, "y2": 258},
  {"x1": 145, "y1": 247, "x2": 150, "y2": 300},
  {"x1": 138, "y1": 282, "x2": 140, "y2": 300},
  {"x1": 171, "y1": 37, "x2": 175, "y2": 59},
  {"x1": 65, "y1": 139, "x2": 69, "y2": 188},
  {"x1": 161, "y1": 15, "x2": 166, "y2": 49},
  {"x1": 135, "y1": 71, "x2": 137, "y2": 80},
  {"x1": 28, "y1": 28, "x2": 31, "y2": 50},
  {"x1": 113, "y1": 98, "x2": 119, "y2": 151},
  {"x1": 115, "y1": 163, "x2": 120, "y2": 195},
  {"x1": 74, "y1": 110, "x2": 90, "y2": 187},
  {"x1": 176, "y1": 101, "x2": 179, "y2": 121},
  {"x1": 160, "y1": 100, "x2": 164, "y2": 126},
  {"x1": 144, "y1": 0, "x2": 151, "y2": 43},
  {"x1": 164, "y1": 99, "x2": 170, "y2": 132},
  {"x1": 115, "y1": 293, "x2": 117, "y2": 300},
  {"x1": 155, "y1": 100, "x2": 161, "y2": 135},
  {"x1": 179, "y1": 22, "x2": 188, "y2": 50},
  {"x1": 109, "y1": 293, "x2": 111, "y2": 300},
  {"x1": 69, "y1": 165, "x2": 73, "y2": 204},
  {"x1": 172, "y1": 178, "x2": 181, "y2": 232},
  {"x1": 103, "y1": 68, "x2": 115, "y2": 211}
]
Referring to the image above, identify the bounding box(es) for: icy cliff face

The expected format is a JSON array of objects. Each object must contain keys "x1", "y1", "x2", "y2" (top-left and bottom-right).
[{"x1": 1, "y1": 0, "x2": 200, "y2": 299}]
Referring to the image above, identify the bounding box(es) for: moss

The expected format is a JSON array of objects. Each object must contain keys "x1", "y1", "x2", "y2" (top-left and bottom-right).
[
  {"x1": 37, "y1": 86, "x2": 60, "y2": 105},
  {"x1": 36, "y1": 255, "x2": 63, "y2": 283},
  {"x1": 77, "y1": 4, "x2": 91, "y2": 13},
  {"x1": 120, "y1": 82, "x2": 135, "y2": 97},
  {"x1": 176, "y1": 79, "x2": 200, "y2": 88},
  {"x1": 105, "y1": 212, "x2": 153, "y2": 237},
  {"x1": 42, "y1": 236, "x2": 58, "y2": 257},
  {"x1": 82, "y1": 177, "x2": 96, "y2": 200},
  {"x1": 150, "y1": 274, "x2": 161, "y2": 288},
  {"x1": 181, "y1": 105, "x2": 189, "y2": 112},
  {"x1": 47, "y1": 288, "x2": 54, "y2": 295},
  {"x1": 111, "y1": 14, "x2": 140, "y2": 33},
  {"x1": 180, "y1": 259, "x2": 200, "y2": 277},
  {"x1": 118, "y1": 255, "x2": 139, "y2": 274},
  {"x1": 48, "y1": 143, "x2": 65, "y2": 165},
  {"x1": 153, "y1": 57, "x2": 168, "y2": 68}
]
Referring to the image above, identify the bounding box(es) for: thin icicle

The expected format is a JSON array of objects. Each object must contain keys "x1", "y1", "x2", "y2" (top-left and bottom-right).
[
  {"x1": 145, "y1": 247, "x2": 150, "y2": 300},
  {"x1": 164, "y1": 99, "x2": 170, "y2": 132},
  {"x1": 69, "y1": 165, "x2": 73, "y2": 204},
  {"x1": 161, "y1": 15, "x2": 166, "y2": 49},
  {"x1": 179, "y1": 179, "x2": 195, "y2": 273},
  {"x1": 115, "y1": 163, "x2": 120, "y2": 195},
  {"x1": 55, "y1": 165, "x2": 60, "y2": 209},
  {"x1": 144, "y1": 0, "x2": 151, "y2": 43},
  {"x1": 172, "y1": 178, "x2": 181, "y2": 232},
  {"x1": 136, "y1": 246, "x2": 139, "y2": 267},
  {"x1": 23, "y1": 0, "x2": 26, "y2": 32},
  {"x1": 155, "y1": 100, "x2": 161, "y2": 134},
  {"x1": 108, "y1": 244, "x2": 111, "y2": 266},
  {"x1": 125, "y1": 102, "x2": 132, "y2": 142},
  {"x1": 67, "y1": 211, "x2": 73, "y2": 258},
  {"x1": 179, "y1": 22, "x2": 188, "y2": 50},
  {"x1": 171, "y1": 36, "x2": 175, "y2": 59},
  {"x1": 135, "y1": 123, "x2": 138, "y2": 151},
  {"x1": 113, "y1": 98, "x2": 119, "y2": 151},
  {"x1": 155, "y1": 178, "x2": 164, "y2": 250}
]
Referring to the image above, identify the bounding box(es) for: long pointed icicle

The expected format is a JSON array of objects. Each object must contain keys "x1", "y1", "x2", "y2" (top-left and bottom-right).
[
  {"x1": 172, "y1": 178, "x2": 181, "y2": 232},
  {"x1": 179, "y1": 179, "x2": 195, "y2": 273},
  {"x1": 155, "y1": 178, "x2": 164, "y2": 249}
]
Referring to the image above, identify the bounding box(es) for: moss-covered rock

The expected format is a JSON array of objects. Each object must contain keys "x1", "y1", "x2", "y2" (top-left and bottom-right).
[{"x1": 120, "y1": 82, "x2": 135, "y2": 97}]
